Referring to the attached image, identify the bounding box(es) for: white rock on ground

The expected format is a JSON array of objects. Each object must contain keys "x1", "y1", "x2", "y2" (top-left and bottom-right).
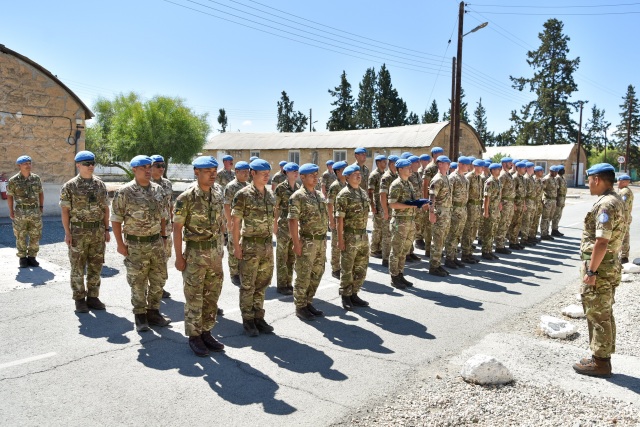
[
  {"x1": 622, "y1": 273, "x2": 633, "y2": 282},
  {"x1": 574, "y1": 293, "x2": 581, "y2": 302},
  {"x1": 460, "y1": 354, "x2": 513, "y2": 385},
  {"x1": 561, "y1": 304, "x2": 585, "y2": 318},
  {"x1": 623, "y1": 262, "x2": 640, "y2": 273},
  {"x1": 539, "y1": 315, "x2": 577, "y2": 339}
]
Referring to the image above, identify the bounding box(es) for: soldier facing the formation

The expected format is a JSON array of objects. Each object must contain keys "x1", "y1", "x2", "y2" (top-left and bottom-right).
[
  {"x1": 552, "y1": 165, "x2": 568, "y2": 237},
  {"x1": 540, "y1": 165, "x2": 559, "y2": 240},
  {"x1": 616, "y1": 174, "x2": 634, "y2": 264}
]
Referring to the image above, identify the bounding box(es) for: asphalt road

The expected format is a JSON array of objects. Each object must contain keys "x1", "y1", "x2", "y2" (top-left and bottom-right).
[{"x1": 0, "y1": 192, "x2": 634, "y2": 426}]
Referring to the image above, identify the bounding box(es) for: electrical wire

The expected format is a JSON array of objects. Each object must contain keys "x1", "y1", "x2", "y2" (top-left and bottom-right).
[{"x1": 468, "y1": 2, "x2": 640, "y2": 8}]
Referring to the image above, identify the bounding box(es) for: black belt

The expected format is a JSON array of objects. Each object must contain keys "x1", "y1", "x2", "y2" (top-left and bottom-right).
[
  {"x1": 15, "y1": 203, "x2": 38, "y2": 209},
  {"x1": 71, "y1": 221, "x2": 102, "y2": 229},
  {"x1": 343, "y1": 227, "x2": 366, "y2": 235},
  {"x1": 125, "y1": 233, "x2": 160, "y2": 243},
  {"x1": 186, "y1": 240, "x2": 217, "y2": 249},
  {"x1": 242, "y1": 236, "x2": 271, "y2": 244},
  {"x1": 581, "y1": 252, "x2": 614, "y2": 261},
  {"x1": 300, "y1": 233, "x2": 326, "y2": 240}
]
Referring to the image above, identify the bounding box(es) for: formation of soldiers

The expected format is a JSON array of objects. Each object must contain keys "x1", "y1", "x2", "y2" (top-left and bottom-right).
[{"x1": 3, "y1": 150, "x2": 634, "y2": 360}]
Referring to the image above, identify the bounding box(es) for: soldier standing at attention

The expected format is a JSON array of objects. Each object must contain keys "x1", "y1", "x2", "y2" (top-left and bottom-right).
[
  {"x1": 428, "y1": 155, "x2": 453, "y2": 277},
  {"x1": 407, "y1": 155, "x2": 423, "y2": 263},
  {"x1": 353, "y1": 147, "x2": 370, "y2": 191},
  {"x1": 327, "y1": 161, "x2": 348, "y2": 279},
  {"x1": 552, "y1": 165, "x2": 568, "y2": 237},
  {"x1": 368, "y1": 155, "x2": 387, "y2": 259},
  {"x1": 271, "y1": 161, "x2": 288, "y2": 191},
  {"x1": 173, "y1": 156, "x2": 225, "y2": 357},
  {"x1": 216, "y1": 154, "x2": 236, "y2": 188},
  {"x1": 616, "y1": 174, "x2": 633, "y2": 264},
  {"x1": 495, "y1": 157, "x2": 515, "y2": 254},
  {"x1": 445, "y1": 157, "x2": 471, "y2": 269},
  {"x1": 379, "y1": 155, "x2": 399, "y2": 268},
  {"x1": 60, "y1": 151, "x2": 109, "y2": 313},
  {"x1": 521, "y1": 162, "x2": 536, "y2": 247},
  {"x1": 540, "y1": 166, "x2": 559, "y2": 240},
  {"x1": 232, "y1": 159, "x2": 276, "y2": 337},
  {"x1": 224, "y1": 161, "x2": 250, "y2": 287},
  {"x1": 7, "y1": 155, "x2": 43, "y2": 268},
  {"x1": 529, "y1": 166, "x2": 545, "y2": 243},
  {"x1": 288, "y1": 163, "x2": 328, "y2": 321},
  {"x1": 321, "y1": 160, "x2": 337, "y2": 197},
  {"x1": 573, "y1": 163, "x2": 624, "y2": 378},
  {"x1": 480, "y1": 163, "x2": 503, "y2": 260},
  {"x1": 336, "y1": 165, "x2": 371, "y2": 310},
  {"x1": 508, "y1": 161, "x2": 528, "y2": 250},
  {"x1": 274, "y1": 162, "x2": 301, "y2": 295},
  {"x1": 150, "y1": 155, "x2": 173, "y2": 299},
  {"x1": 461, "y1": 158, "x2": 484, "y2": 264},
  {"x1": 111, "y1": 155, "x2": 171, "y2": 332},
  {"x1": 421, "y1": 147, "x2": 444, "y2": 257},
  {"x1": 415, "y1": 154, "x2": 431, "y2": 250}
]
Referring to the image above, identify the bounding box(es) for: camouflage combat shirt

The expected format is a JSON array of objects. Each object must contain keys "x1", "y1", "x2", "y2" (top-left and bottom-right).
[
  {"x1": 224, "y1": 179, "x2": 247, "y2": 206},
  {"x1": 7, "y1": 173, "x2": 42, "y2": 207},
  {"x1": 429, "y1": 171, "x2": 452, "y2": 209},
  {"x1": 581, "y1": 189, "x2": 624, "y2": 259},
  {"x1": 379, "y1": 170, "x2": 398, "y2": 195},
  {"x1": 616, "y1": 187, "x2": 634, "y2": 223},
  {"x1": 110, "y1": 180, "x2": 166, "y2": 236},
  {"x1": 483, "y1": 175, "x2": 502, "y2": 211},
  {"x1": 421, "y1": 162, "x2": 438, "y2": 183},
  {"x1": 231, "y1": 183, "x2": 275, "y2": 238},
  {"x1": 59, "y1": 175, "x2": 109, "y2": 223},
  {"x1": 409, "y1": 171, "x2": 422, "y2": 195},
  {"x1": 449, "y1": 171, "x2": 469, "y2": 206},
  {"x1": 288, "y1": 186, "x2": 328, "y2": 236},
  {"x1": 388, "y1": 177, "x2": 416, "y2": 219},
  {"x1": 465, "y1": 171, "x2": 483, "y2": 202},
  {"x1": 498, "y1": 169, "x2": 515, "y2": 200},
  {"x1": 322, "y1": 170, "x2": 337, "y2": 191},
  {"x1": 152, "y1": 176, "x2": 173, "y2": 222},
  {"x1": 352, "y1": 162, "x2": 370, "y2": 191},
  {"x1": 327, "y1": 180, "x2": 347, "y2": 217},
  {"x1": 512, "y1": 172, "x2": 525, "y2": 203},
  {"x1": 336, "y1": 184, "x2": 370, "y2": 230},
  {"x1": 368, "y1": 167, "x2": 385, "y2": 213},
  {"x1": 555, "y1": 175, "x2": 568, "y2": 199},
  {"x1": 216, "y1": 169, "x2": 236, "y2": 189},
  {"x1": 271, "y1": 171, "x2": 286, "y2": 188},
  {"x1": 173, "y1": 183, "x2": 224, "y2": 242},
  {"x1": 274, "y1": 180, "x2": 301, "y2": 232},
  {"x1": 541, "y1": 173, "x2": 558, "y2": 201}
]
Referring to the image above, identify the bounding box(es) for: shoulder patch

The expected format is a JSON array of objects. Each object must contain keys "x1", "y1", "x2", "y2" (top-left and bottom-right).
[
  {"x1": 598, "y1": 212, "x2": 609, "y2": 223},
  {"x1": 623, "y1": 195, "x2": 627, "y2": 201}
]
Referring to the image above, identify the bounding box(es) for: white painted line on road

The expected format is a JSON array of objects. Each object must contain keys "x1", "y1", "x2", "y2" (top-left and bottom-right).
[{"x1": 0, "y1": 352, "x2": 56, "y2": 370}]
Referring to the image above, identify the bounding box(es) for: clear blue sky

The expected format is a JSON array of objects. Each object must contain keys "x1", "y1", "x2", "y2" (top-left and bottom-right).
[{"x1": 2, "y1": 0, "x2": 638, "y2": 138}]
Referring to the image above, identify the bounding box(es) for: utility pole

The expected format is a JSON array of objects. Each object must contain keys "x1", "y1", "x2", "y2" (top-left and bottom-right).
[
  {"x1": 575, "y1": 101, "x2": 584, "y2": 187},
  {"x1": 309, "y1": 108, "x2": 312, "y2": 133},
  {"x1": 626, "y1": 97, "x2": 632, "y2": 173},
  {"x1": 449, "y1": 57, "x2": 456, "y2": 155},
  {"x1": 453, "y1": 1, "x2": 464, "y2": 158}
]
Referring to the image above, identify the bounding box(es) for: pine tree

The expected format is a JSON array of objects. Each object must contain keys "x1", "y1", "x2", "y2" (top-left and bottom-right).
[
  {"x1": 473, "y1": 98, "x2": 489, "y2": 144},
  {"x1": 217, "y1": 108, "x2": 228, "y2": 133},
  {"x1": 510, "y1": 19, "x2": 581, "y2": 145},
  {"x1": 276, "y1": 91, "x2": 308, "y2": 132},
  {"x1": 354, "y1": 67, "x2": 378, "y2": 129},
  {"x1": 406, "y1": 112, "x2": 420, "y2": 125},
  {"x1": 422, "y1": 100, "x2": 439, "y2": 123},
  {"x1": 442, "y1": 88, "x2": 469, "y2": 123},
  {"x1": 375, "y1": 64, "x2": 407, "y2": 128},
  {"x1": 612, "y1": 84, "x2": 640, "y2": 168},
  {"x1": 326, "y1": 71, "x2": 356, "y2": 131},
  {"x1": 583, "y1": 104, "x2": 610, "y2": 155}
]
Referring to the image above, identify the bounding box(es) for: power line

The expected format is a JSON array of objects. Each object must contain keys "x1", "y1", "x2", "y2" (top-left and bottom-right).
[
  {"x1": 468, "y1": 2, "x2": 640, "y2": 8},
  {"x1": 470, "y1": 10, "x2": 640, "y2": 16}
]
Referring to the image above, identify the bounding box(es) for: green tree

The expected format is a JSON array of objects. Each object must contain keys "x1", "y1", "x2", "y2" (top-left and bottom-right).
[
  {"x1": 473, "y1": 97, "x2": 489, "y2": 145},
  {"x1": 510, "y1": 19, "x2": 581, "y2": 145},
  {"x1": 276, "y1": 91, "x2": 308, "y2": 132},
  {"x1": 442, "y1": 88, "x2": 469, "y2": 123},
  {"x1": 583, "y1": 104, "x2": 610, "y2": 156},
  {"x1": 406, "y1": 111, "x2": 420, "y2": 125},
  {"x1": 375, "y1": 64, "x2": 407, "y2": 127},
  {"x1": 493, "y1": 129, "x2": 516, "y2": 147},
  {"x1": 490, "y1": 152, "x2": 511, "y2": 163},
  {"x1": 422, "y1": 100, "x2": 439, "y2": 123},
  {"x1": 217, "y1": 108, "x2": 228, "y2": 133},
  {"x1": 612, "y1": 84, "x2": 640, "y2": 170},
  {"x1": 354, "y1": 67, "x2": 378, "y2": 129},
  {"x1": 326, "y1": 70, "x2": 356, "y2": 131}
]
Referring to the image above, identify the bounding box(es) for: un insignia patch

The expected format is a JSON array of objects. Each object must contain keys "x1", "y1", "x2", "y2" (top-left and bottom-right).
[
  {"x1": 623, "y1": 196, "x2": 627, "y2": 201},
  {"x1": 598, "y1": 212, "x2": 609, "y2": 223}
]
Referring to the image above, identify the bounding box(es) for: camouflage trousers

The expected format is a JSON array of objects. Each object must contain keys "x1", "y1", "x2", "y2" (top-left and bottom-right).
[
  {"x1": 495, "y1": 201, "x2": 515, "y2": 248},
  {"x1": 422, "y1": 217, "x2": 432, "y2": 254},
  {"x1": 389, "y1": 217, "x2": 415, "y2": 276},
  {"x1": 294, "y1": 237, "x2": 326, "y2": 307},
  {"x1": 540, "y1": 199, "x2": 556, "y2": 236},
  {"x1": 68, "y1": 227, "x2": 105, "y2": 300},
  {"x1": 529, "y1": 202, "x2": 543, "y2": 239},
  {"x1": 480, "y1": 211, "x2": 500, "y2": 253},
  {"x1": 621, "y1": 224, "x2": 631, "y2": 259},
  {"x1": 414, "y1": 209, "x2": 425, "y2": 241},
  {"x1": 445, "y1": 206, "x2": 467, "y2": 259},
  {"x1": 521, "y1": 200, "x2": 536, "y2": 241},
  {"x1": 183, "y1": 246, "x2": 223, "y2": 337},
  {"x1": 380, "y1": 217, "x2": 392, "y2": 261},
  {"x1": 461, "y1": 203, "x2": 482, "y2": 257},
  {"x1": 508, "y1": 204, "x2": 524, "y2": 244},
  {"x1": 580, "y1": 260, "x2": 620, "y2": 358},
  {"x1": 124, "y1": 239, "x2": 167, "y2": 314},
  {"x1": 163, "y1": 225, "x2": 173, "y2": 259},
  {"x1": 330, "y1": 228, "x2": 340, "y2": 273},
  {"x1": 239, "y1": 238, "x2": 273, "y2": 320},
  {"x1": 340, "y1": 233, "x2": 369, "y2": 296},
  {"x1": 370, "y1": 212, "x2": 384, "y2": 254},
  {"x1": 13, "y1": 209, "x2": 42, "y2": 257},
  {"x1": 226, "y1": 233, "x2": 240, "y2": 276},
  {"x1": 552, "y1": 198, "x2": 565, "y2": 230},
  {"x1": 430, "y1": 209, "x2": 451, "y2": 269},
  {"x1": 276, "y1": 230, "x2": 295, "y2": 289}
]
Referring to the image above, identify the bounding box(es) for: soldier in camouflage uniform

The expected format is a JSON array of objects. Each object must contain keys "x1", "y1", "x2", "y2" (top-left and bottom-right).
[
  {"x1": 552, "y1": 165, "x2": 568, "y2": 237},
  {"x1": 616, "y1": 174, "x2": 634, "y2": 263},
  {"x1": 336, "y1": 164, "x2": 371, "y2": 309},
  {"x1": 7, "y1": 155, "x2": 43, "y2": 268},
  {"x1": 414, "y1": 154, "x2": 431, "y2": 247},
  {"x1": 421, "y1": 147, "x2": 444, "y2": 256},
  {"x1": 445, "y1": 157, "x2": 471, "y2": 269},
  {"x1": 60, "y1": 151, "x2": 110, "y2": 313},
  {"x1": 480, "y1": 163, "x2": 503, "y2": 260},
  {"x1": 224, "y1": 161, "x2": 250, "y2": 286},
  {"x1": 368, "y1": 155, "x2": 387, "y2": 258},
  {"x1": 111, "y1": 155, "x2": 171, "y2": 332},
  {"x1": 321, "y1": 160, "x2": 337, "y2": 197},
  {"x1": 540, "y1": 166, "x2": 559, "y2": 240},
  {"x1": 274, "y1": 162, "x2": 301, "y2": 295},
  {"x1": 573, "y1": 163, "x2": 624, "y2": 378},
  {"x1": 521, "y1": 162, "x2": 537, "y2": 247},
  {"x1": 173, "y1": 156, "x2": 226, "y2": 357},
  {"x1": 232, "y1": 159, "x2": 276, "y2": 337},
  {"x1": 216, "y1": 154, "x2": 236, "y2": 188},
  {"x1": 271, "y1": 161, "x2": 288, "y2": 191},
  {"x1": 327, "y1": 161, "x2": 348, "y2": 279},
  {"x1": 405, "y1": 156, "x2": 423, "y2": 262},
  {"x1": 508, "y1": 161, "x2": 528, "y2": 250},
  {"x1": 461, "y1": 158, "x2": 484, "y2": 263},
  {"x1": 353, "y1": 147, "x2": 370, "y2": 191},
  {"x1": 150, "y1": 155, "x2": 173, "y2": 299},
  {"x1": 379, "y1": 155, "x2": 399, "y2": 267},
  {"x1": 288, "y1": 163, "x2": 328, "y2": 320},
  {"x1": 495, "y1": 157, "x2": 515, "y2": 254},
  {"x1": 529, "y1": 166, "x2": 545, "y2": 243},
  {"x1": 428, "y1": 155, "x2": 453, "y2": 277}
]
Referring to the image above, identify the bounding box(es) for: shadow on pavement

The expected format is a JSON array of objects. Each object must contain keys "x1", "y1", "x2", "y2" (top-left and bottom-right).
[
  {"x1": 100, "y1": 266, "x2": 120, "y2": 278},
  {"x1": 606, "y1": 373, "x2": 640, "y2": 395},
  {"x1": 306, "y1": 315, "x2": 394, "y2": 354},
  {"x1": 357, "y1": 306, "x2": 435, "y2": 339},
  {"x1": 76, "y1": 309, "x2": 133, "y2": 344},
  {"x1": 405, "y1": 287, "x2": 484, "y2": 311},
  {"x1": 15, "y1": 267, "x2": 55, "y2": 285},
  {"x1": 160, "y1": 296, "x2": 185, "y2": 324}
]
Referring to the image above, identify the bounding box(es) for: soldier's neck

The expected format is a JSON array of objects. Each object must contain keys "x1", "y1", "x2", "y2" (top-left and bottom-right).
[{"x1": 20, "y1": 171, "x2": 30, "y2": 178}]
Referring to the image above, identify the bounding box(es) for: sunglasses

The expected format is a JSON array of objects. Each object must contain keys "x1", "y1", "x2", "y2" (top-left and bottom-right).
[
  {"x1": 153, "y1": 163, "x2": 166, "y2": 168},
  {"x1": 80, "y1": 161, "x2": 96, "y2": 166}
]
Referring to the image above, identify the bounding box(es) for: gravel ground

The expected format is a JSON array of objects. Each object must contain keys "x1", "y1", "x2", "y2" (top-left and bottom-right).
[{"x1": 334, "y1": 262, "x2": 640, "y2": 427}]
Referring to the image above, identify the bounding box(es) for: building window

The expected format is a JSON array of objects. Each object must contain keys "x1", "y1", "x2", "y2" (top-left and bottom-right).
[
  {"x1": 250, "y1": 150, "x2": 260, "y2": 159},
  {"x1": 536, "y1": 161, "x2": 547, "y2": 171},
  {"x1": 288, "y1": 150, "x2": 300, "y2": 165},
  {"x1": 334, "y1": 150, "x2": 347, "y2": 162}
]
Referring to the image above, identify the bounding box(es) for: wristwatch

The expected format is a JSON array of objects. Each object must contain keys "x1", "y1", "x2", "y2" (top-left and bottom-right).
[{"x1": 586, "y1": 269, "x2": 599, "y2": 277}]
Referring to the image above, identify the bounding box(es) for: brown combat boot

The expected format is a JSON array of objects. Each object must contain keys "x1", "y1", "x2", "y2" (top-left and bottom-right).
[
  {"x1": 573, "y1": 355, "x2": 612, "y2": 378},
  {"x1": 146, "y1": 309, "x2": 171, "y2": 326},
  {"x1": 189, "y1": 336, "x2": 210, "y2": 357},
  {"x1": 201, "y1": 331, "x2": 225, "y2": 352},
  {"x1": 255, "y1": 317, "x2": 274, "y2": 333},
  {"x1": 75, "y1": 298, "x2": 89, "y2": 313},
  {"x1": 135, "y1": 314, "x2": 150, "y2": 332},
  {"x1": 243, "y1": 319, "x2": 259, "y2": 337},
  {"x1": 86, "y1": 296, "x2": 105, "y2": 310}
]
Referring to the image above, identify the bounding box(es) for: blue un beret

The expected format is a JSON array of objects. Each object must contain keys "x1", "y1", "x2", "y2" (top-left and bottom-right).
[
  {"x1": 550, "y1": 165, "x2": 558, "y2": 172},
  {"x1": 501, "y1": 157, "x2": 513, "y2": 163},
  {"x1": 431, "y1": 146, "x2": 444, "y2": 154},
  {"x1": 484, "y1": 161, "x2": 491, "y2": 167},
  {"x1": 472, "y1": 159, "x2": 485, "y2": 167},
  {"x1": 222, "y1": 155, "x2": 233, "y2": 162},
  {"x1": 468, "y1": 156, "x2": 477, "y2": 162},
  {"x1": 326, "y1": 160, "x2": 335, "y2": 166},
  {"x1": 250, "y1": 159, "x2": 271, "y2": 171},
  {"x1": 343, "y1": 165, "x2": 361, "y2": 176},
  {"x1": 419, "y1": 154, "x2": 432, "y2": 161},
  {"x1": 534, "y1": 166, "x2": 544, "y2": 172},
  {"x1": 401, "y1": 152, "x2": 414, "y2": 159},
  {"x1": 450, "y1": 162, "x2": 458, "y2": 169},
  {"x1": 515, "y1": 161, "x2": 527, "y2": 168},
  {"x1": 74, "y1": 151, "x2": 95, "y2": 162},
  {"x1": 299, "y1": 163, "x2": 319, "y2": 175},
  {"x1": 408, "y1": 155, "x2": 419, "y2": 164},
  {"x1": 354, "y1": 147, "x2": 367, "y2": 154},
  {"x1": 250, "y1": 156, "x2": 259, "y2": 162},
  {"x1": 130, "y1": 155, "x2": 152, "y2": 167},
  {"x1": 279, "y1": 160, "x2": 288, "y2": 167},
  {"x1": 436, "y1": 155, "x2": 451, "y2": 163},
  {"x1": 618, "y1": 174, "x2": 631, "y2": 181},
  {"x1": 458, "y1": 156, "x2": 472, "y2": 165},
  {"x1": 16, "y1": 155, "x2": 32, "y2": 164},
  {"x1": 525, "y1": 162, "x2": 535, "y2": 168},
  {"x1": 192, "y1": 156, "x2": 218, "y2": 169},
  {"x1": 332, "y1": 161, "x2": 348, "y2": 171},
  {"x1": 375, "y1": 155, "x2": 387, "y2": 162},
  {"x1": 512, "y1": 159, "x2": 520, "y2": 165},
  {"x1": 284, "y1": 162, "x2": 299, "y2": 173},
  {"x1": 235, "y1": 161, "x2": 250, "y2": 170},
  {"x1": 586, "y1": 163, "x2": 615, "y2": 176},
  {"x1": 489, "y1": 163, "x2": 502, "y2": 170},
  {"x1": 557, "y1": 165, "x2": 565, "y2": 170},
  {"x1": 395, "y1": 159, "x2": 412, "y2": 169},
  {"x1": 388, "y1": 155, "x2": 399, "y2": 163},
  {"x1": 150, "y1": 155, "x2": 164, "y2": 163}
]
